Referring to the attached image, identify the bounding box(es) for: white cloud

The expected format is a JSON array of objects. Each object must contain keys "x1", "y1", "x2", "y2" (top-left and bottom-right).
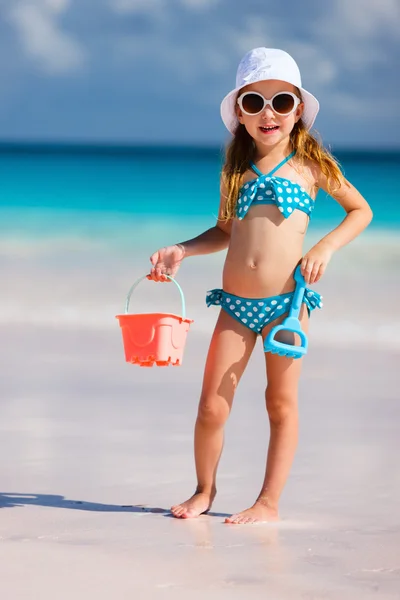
[
  {"x1": 109, "y1": 1, "x2": 225, "y2": 76},
  {"x1": 325, "y1": 91, "x2": 398, "y2": 120},
  {"x1": 179, "y1": 0, "x2": 221, "y2": 8},
  {"x1": 286, "y1": 42, "x2": 337, "y2": 86},
  {"x1": 110, "y1": 0, "x2": 219, "y2": 12},
  {"x1": 43, "y1": 0, "x2": 70, "y2": 14},
  {"x1": 110, "y1": 0, "x2": 165, "y2": 14},
  {"x1": 313, "y1": 0, "x2": 400, "y2": 70},
  {"x1": 225, "y1": 17, "x2": 274, "y2": 57},
  {"x1": 7, "y1": 1, "x2": 86, "y2": 75},
  {"x1": 2, "y1": 0, "x2": 397, "y2": 144},
  {"x1": 335, "y1": 0, "x2": 400, "y2": 37}
]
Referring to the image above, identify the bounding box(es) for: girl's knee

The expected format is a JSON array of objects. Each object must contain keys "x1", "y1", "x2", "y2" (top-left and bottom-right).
[
  {"x1": 197, "y1": 395, "x2": 230, "y2": 428},
  {"x1": 265, "y1": 386, "x2": 298, "y2": 424}
]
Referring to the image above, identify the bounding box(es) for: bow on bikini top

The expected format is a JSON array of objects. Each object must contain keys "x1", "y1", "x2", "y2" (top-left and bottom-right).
[{"x1": 236, "y1": 151, "x2": 316, "y2": 220}]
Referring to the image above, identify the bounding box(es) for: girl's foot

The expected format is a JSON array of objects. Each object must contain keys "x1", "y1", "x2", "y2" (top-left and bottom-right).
[
  {"x1": 171, "y1": 491, "x2": 215, "y2": 519},
  {"x1": 225, "y1": 499, "x2": 279, "y2": 524}
]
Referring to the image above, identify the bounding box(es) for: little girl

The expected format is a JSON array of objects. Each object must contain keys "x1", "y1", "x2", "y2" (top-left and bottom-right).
[{"x1": 148, "y1": 48, "x2": 373, "y2": 524}]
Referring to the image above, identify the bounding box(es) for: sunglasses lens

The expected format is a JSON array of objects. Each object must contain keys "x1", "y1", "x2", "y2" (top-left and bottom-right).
[
  {"x1": 272, "y1": 93, "x2": 295, "y2": 114},
  {"x1": 241, "y1": 93, "x2": 264, "y2": 114}
]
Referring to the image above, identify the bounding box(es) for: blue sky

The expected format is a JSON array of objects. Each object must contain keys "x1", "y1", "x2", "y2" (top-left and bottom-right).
[{"x1": 0, "y1": 0, "x2": 399, "y2": 147}]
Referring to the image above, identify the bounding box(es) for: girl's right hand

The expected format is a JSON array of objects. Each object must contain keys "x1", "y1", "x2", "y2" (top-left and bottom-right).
[{"x1": 147, "y1": 244, "x2": 186, "y2": 282}]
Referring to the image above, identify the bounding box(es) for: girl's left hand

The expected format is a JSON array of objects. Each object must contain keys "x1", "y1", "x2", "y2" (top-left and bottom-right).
[{"x1": 301, "y1": 242, "x2": 334, "y2": 284}]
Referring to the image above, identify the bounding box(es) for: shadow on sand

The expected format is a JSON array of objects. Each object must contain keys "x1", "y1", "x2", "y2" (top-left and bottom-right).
[{"x1": 0, "y1": 492, "x2": 229, "y2": 518}]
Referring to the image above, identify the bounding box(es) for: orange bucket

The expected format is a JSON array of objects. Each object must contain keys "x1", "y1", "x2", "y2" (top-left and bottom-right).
[{"x1": 115, "y1": 275, "x2": 193, "y2": 367}]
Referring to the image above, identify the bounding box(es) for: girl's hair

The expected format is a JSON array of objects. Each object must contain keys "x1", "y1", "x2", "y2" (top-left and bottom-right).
[{"x1": 220, "y1": 99, "x2": 345, "y2": 221}]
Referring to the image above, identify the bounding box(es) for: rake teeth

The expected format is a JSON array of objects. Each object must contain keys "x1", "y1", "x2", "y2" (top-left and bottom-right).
[{"x1": 265, "y1": 346, "x2": 305, "y2": 359}]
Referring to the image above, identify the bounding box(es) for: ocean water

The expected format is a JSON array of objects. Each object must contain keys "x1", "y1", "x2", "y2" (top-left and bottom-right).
[
  {"x1": 1, "y1": 144, "x2": 399, "y2": 347},
  {"x1": 1, "y1": 144, "x2": 399, "y2": 238}
]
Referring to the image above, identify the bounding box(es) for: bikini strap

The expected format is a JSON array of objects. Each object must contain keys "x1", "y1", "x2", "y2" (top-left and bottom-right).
[
  {"x1": 250, "y1": 150, "x2": 296, "y2": 178},
  {"x1": 250, "y1": 163, "x2": 264, "y2": 177}
]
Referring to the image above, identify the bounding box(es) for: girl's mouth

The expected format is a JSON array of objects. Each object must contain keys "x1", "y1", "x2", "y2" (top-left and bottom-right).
[{"x1": 259, "y1": 125, "x2": 280, "y2": 134}]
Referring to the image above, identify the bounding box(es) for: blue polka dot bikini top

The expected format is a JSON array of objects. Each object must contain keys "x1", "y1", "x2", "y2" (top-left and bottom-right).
[{"x1": 236, "y1": 151, "x2": 316, "y2": 220}]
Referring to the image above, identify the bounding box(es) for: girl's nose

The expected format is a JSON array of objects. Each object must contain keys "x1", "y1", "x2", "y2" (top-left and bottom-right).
[{"x1": 261, "y1": 105, "x2": 275, "y2": 120}]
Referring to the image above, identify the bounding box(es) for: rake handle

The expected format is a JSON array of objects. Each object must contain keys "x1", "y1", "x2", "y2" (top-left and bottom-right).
[{"x1": 288, "y1": 266, "x2": 306, "y2": 319}]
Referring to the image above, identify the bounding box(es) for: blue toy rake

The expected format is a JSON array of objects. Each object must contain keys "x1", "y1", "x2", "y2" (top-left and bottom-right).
[{"x1": 263, "y1": 265, "x2": 308, "y2": 359}]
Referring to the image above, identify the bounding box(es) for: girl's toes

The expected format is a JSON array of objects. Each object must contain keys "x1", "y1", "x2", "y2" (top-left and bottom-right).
[
  {"x1": 232, "y1": 516, "x2": 244, "y2": 524},
  {"x1": 171, "y1": 505, "x2": 184, "y2": 517},
  {"x1": 225, "y1": 514, "x2": 237, "y2": 524}
]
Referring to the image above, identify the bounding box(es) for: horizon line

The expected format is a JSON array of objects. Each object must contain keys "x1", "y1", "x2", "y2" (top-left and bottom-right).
[{"x1": 0, "y1": 139, "x2": 399, "y2": 156}]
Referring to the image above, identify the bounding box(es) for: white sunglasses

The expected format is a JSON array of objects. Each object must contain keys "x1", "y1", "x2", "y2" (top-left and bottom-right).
[{"x1": 237, "y1": 91, "x2": 301, "y2": 117}]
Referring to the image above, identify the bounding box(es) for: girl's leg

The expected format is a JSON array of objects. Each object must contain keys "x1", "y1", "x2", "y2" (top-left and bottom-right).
[
  {"x1": 225, "y1": 306, "x2": 308, "y2": 524},
  {"x1": 171, "y1": 309, "x2": 257, "y2": 518}
]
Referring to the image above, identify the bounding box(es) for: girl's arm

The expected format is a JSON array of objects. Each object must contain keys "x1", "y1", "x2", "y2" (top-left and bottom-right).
[
  {"x1": 301, "y1": 174, "x2": 373, "y2": 284},
  {"x1": 148, "y1": 181, "x2": 233, "y2": 282}
]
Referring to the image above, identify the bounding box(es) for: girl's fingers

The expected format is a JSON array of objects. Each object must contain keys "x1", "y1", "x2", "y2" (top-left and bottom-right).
[
  {"x1": 147, "y1": 265, "x2": 176, "y2": 282},
  {"x1": 148, "y1": 248, "x2": 179, "y2": 282},
  {"x1": 302, "y1": 260, "x2": 314, "y2": 283},
  {"x1": 309, "y1": 262, "x2": 321, "y2": 284},
  {"x1": 147, "y1": 267, "x2": 156, "y2": 281},
  {"x1": 314, "y1": 263, "x2": 326, "y2": 283},
  {"x1": 301, "y1": 257, "x2": 327, "y2": 284}
]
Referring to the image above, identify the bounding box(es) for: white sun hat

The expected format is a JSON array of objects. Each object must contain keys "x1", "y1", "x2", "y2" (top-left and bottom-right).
[{"x1": 220, "y1": 47, "x2": 319, "y2": 134}]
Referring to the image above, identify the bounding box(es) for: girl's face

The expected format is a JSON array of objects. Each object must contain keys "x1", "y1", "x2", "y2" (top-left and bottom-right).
[{"x1": 236, "y1": 79, "x2": 304, "y2": 147}]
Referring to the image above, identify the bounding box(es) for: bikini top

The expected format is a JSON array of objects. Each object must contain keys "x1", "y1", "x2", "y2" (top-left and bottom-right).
[{"x1": 236, "y1": 151, "x2": 316, "y2": 220}]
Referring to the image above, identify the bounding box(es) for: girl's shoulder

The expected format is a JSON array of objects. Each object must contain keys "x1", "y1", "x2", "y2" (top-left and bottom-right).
[
  {"x1": 292, "y1": 157, "x2": 321, "y2": 195},
  {"x1": 293, "y1": 156, "x2": 320, "y2": 178}
]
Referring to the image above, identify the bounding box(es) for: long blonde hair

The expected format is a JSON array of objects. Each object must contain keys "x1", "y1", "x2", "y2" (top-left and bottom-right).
[{"x1": 220, "y1": 113, "x2": 345, "y2": 222}]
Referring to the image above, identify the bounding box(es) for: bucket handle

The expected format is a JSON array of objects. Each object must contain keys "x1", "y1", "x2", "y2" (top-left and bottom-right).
[{"x1": 124, "y1": 275, "x2": 186, "y2": 318}]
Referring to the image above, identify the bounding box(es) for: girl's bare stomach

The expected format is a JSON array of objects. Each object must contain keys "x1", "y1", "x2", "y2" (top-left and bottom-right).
[{"x1": 222, "y1": 207, "x2": 309, "y2": 298}]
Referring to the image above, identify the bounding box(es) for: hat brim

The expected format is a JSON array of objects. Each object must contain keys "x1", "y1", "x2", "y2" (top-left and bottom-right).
[{"x1": 220, "y1": 84, "x2": 319, "y2": 134}]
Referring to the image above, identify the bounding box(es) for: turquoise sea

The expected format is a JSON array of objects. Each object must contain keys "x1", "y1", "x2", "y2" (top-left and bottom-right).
[{"x1": 1, "y1": 144, "x2": 399, "y2": 244}]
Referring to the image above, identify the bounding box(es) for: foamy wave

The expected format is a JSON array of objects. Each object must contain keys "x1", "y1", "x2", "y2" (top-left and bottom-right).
[
  {"x1": 0, "y1": 209, "x2": 211, "y2": 257},
  {"x1": 0, "y1": 206, "x2": 399, "y2": 265}
]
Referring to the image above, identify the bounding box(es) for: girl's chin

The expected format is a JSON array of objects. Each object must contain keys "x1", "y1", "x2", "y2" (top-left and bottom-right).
[{"x1": 257, "y1": 134, "x2": 282, "y2": 145}]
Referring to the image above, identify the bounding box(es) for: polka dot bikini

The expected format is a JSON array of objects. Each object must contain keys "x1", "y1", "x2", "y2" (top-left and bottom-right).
[
  {"x1": 236, "y1": 150, "x2": 315, "y2": 220},
  {"x1": 206, "y1": 287, "x2": 322, "y2": 334}
]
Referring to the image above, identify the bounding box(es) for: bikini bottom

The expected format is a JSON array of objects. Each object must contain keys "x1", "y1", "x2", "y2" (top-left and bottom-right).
[{"x1": 206, "y1": 287, "x2": 323, "y2": 334}]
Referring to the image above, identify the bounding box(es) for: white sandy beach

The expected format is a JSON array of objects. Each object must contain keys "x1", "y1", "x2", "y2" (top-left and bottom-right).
[{"x1": 1, "y1": 229, "x2": 400, "y2": 599}]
